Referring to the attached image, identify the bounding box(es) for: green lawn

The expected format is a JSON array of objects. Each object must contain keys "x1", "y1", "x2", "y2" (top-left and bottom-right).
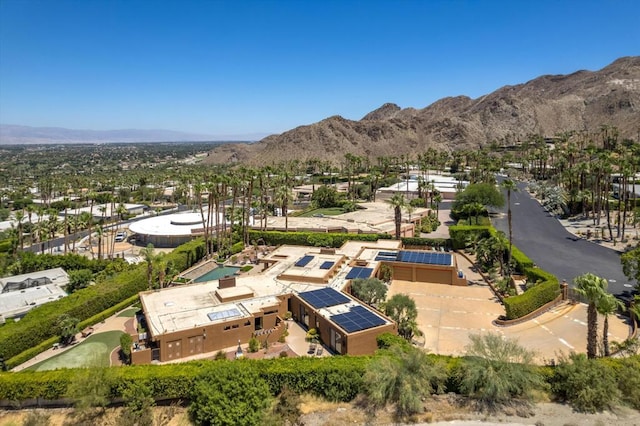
[
  {"x1": 27, "y1": 330, "x2": 125, "y2": 371},
  {"x1": 117, "y1": 307, "x2": 138, "y2": 317},
  {"x1": 298, "y1": 207, "x2": 346, "y2": 217}
]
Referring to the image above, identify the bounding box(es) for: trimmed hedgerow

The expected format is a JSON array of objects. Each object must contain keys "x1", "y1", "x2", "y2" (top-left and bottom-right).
[
  {"x1": 401, "y1": 237, "x2": 450, "y2": 248},
  {"x1": 503, "y1": 278, "x2": 560, "y2": 319},
  {"x1": 448, "y1": 225, "x2": 491, "y2": 249},
  {"x1": 510, "y1": 245, "x2": 534, "y2": 273},
  {"x1": 0, "y1": 357, "x2": 371, "y2": 403},
  {"x1": 248, "y1": 230, "x2": 391, "y2": 248}
]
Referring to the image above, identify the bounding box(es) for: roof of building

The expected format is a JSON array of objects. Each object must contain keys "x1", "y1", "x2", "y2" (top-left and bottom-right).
[
  {"x1": 141, "y1": 240, "x2": 410, "y2": 337},
  {"x1": 0, "y1": 267, "x2": 69, "y2": 291},
  {"x1": 129, "y1": 210, "x2": 251, "y2": 237},
  {"x1": 0, "y1": 268, "x2": 69, "y2": 319}
]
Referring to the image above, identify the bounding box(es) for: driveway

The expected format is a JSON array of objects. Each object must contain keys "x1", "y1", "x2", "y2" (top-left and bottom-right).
[
  {"x1": 388, "y1": 280, "x2": 631, "y2": 362},
  {"x1": 492, "y1": 180, "x2": 632, "y2": 296}
]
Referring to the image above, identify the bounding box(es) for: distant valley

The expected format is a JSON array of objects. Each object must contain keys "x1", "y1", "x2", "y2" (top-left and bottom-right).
[{"x1": 0, "y1": 125, "x2": 268, "y2": 145}]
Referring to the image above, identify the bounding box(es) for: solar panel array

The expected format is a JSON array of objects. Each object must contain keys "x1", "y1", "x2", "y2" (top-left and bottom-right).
[
  {"x1": 396, "y1": 251, "x2": 452, "y2": 265},
  {"x1": 298, "y1": 287, "x2": 350, "y2": 309},
  {"x1": 331, "y1": 305, "x2": 386, "y2": 333},
  {"x1": 207, "y1": 308, "x2": 241, "y2": 322},
  {"x1": 375, "y1": 251, "x2": 399, "y2": 262},
  {"x1": 319, "y1": 261, "x2": 335, "y2": 270},
  {"x1": 295, "y1": 255, "x2": 314, "y2": 267},
  {"x1": 346, "y1": 267, "x2": 374, "y2": 280}
]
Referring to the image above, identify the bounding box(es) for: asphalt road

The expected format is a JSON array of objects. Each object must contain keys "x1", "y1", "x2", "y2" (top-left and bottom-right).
[{"x1": 492, "y1": 179, "x2": 634, "y2": 297}]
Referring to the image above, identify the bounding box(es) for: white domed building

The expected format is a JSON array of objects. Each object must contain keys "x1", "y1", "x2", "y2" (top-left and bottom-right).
[{"x1": 129, "y1": 210, "x2": 250, "y2": 248}]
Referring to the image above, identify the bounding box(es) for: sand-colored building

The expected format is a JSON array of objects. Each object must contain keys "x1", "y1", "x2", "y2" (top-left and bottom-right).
[{"x1": 132, "y1": 240, "x2": 466, "y2": 364}]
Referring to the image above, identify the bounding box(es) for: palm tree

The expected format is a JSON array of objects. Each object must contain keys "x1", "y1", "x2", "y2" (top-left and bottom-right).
[
  {"x1": 433, "y1": 192, "x2": 442, "y2": 217},
  {"x1": 596, "y1": 293, "x2": 625, "y2": 357},
  {"x1": 95, "y1": 225, "x2": 104, "y2": 260},
  {"x1": 140, "y1": 243, "x2": 157, "y2": 290},
  {"x1": 14, "y1": 209, "x2": 25, "y2": 251},
  {"x1": 501, "y1": 179, "x2": 518, "y2": 274},
  {"x1": 274, "y1": 179, "x2": 294, "y2": 232},
  {"x1": 387, "y1": 193, "x2": 406, "y2": 239},
  {"x1": 573, "y1": 273, "x2": 608, "y2": 359}
]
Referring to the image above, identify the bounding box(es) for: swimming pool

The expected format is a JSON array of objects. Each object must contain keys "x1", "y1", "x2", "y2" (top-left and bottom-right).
[{"x1": 193, "y1": 266, "x2": 241, "y2": 283}]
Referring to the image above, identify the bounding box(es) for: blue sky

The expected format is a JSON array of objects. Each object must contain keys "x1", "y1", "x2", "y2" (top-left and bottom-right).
[{"x1": 1, "y1": 0, "x2": 638, "y2": 138}]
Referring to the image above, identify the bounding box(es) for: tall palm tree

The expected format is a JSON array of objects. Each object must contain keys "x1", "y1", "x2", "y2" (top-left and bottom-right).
[
  {"x1": 274, "y1": 177, "x2": 294, "y2": 232},
  {"x1": 573, "y1": 273, "x2": 608, "y2": 359},
  {"x1": 140, "y1": 243, "x2": 157, "y2": 290},
  {"x1": 14, "y1": 209, "x2": 25, "y2": 251},
  {"x1": 596, "y1": 293, "x2": 625, "y2": 357},
  {"x1": 387, "y1": 193, "x2": 406, "y2": 239},
  {"x1": 95, "y1": 225, "x2": 104, "y2": 260},
  {"x1": 501, "y1": 179, "x2": 518, "y2": 274}
]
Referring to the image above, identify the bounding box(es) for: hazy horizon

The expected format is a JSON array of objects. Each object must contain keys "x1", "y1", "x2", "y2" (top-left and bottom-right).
[{"x1": 1, "y1": 1, "x2": 639, "y2": 136}]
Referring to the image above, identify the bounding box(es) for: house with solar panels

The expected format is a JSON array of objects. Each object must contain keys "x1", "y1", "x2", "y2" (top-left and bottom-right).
[
  {"x1": 290, "y1": 287, "x2": 395, "y2": 355},
  {"x1": 132, "y1": 240, "x2": 465, "y2": 363}
]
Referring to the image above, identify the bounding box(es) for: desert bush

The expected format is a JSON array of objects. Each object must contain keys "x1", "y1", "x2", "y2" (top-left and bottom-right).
[
  {"x1": 364, "y1": 345, "x2": 447, "y2": 417},
  {"x1": 551, "y1": 353, "x2": 620, "y2": 413},
  {"x1": 455, "y1": 333, "x2": 543, "y2": 408}
]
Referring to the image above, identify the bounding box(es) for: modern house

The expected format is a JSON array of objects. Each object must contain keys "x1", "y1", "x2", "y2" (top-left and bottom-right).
[
  {"x1": 130, "y1": 240, "x2": 466, "y2": 364},
  {"x1": 0, "y1": 268, "x2": 69, "y2": 321}
]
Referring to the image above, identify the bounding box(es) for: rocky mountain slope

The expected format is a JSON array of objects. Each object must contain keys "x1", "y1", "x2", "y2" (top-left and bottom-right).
[{"x1": 204, "y1": 56, "x2": 640, "y2": 165}]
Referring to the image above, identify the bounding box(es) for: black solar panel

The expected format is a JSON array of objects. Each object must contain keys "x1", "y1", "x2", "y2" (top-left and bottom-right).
[
  {"x1": 331, "y1": 305, "x2": 386, "y2": 333},
  {"x1": 320, "y1": 261, "x2": 334, "y2": 270},
  {"x1": 298, "y1": 287, "x2": 350, "y2": 309},
  {"x1": 295, "y1": 255, "x2": 314, "y2": 267},
  {"x1": 378, "y1": 251, "x2": 399, "y2": 257},
  {"x1": 346, "y1": 267, "x2": 374, "y2": 280},
  {"x1": 397, "y1": 251, "x2": 451, "y2": 265}
]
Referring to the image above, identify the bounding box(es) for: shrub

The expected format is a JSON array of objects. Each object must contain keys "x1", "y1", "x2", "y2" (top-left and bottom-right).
[
  {"x1": 449, "y1": 225, "x2": 491, "y2": 249},
  {"x1": 504, "y1": 277, "x2": 560, "y2": 319},
  {"x1": 456, "y1": 334, "x2": 543, "y2": 407},
  {"x1": 552, "y1": 353, "x2": 620, "y2": 413},
  {"x1": 616, "y1": 356, "x2": 640, "y2": 409},
  {"x1": 189, "y1": 361, "x2": 272, "y2": 426},
  {"x1": 231, "y1": 241, "x2": 244, "y2": 255},
  {"x1": 363, "y1": 345, "x2": 447, "y2": 417},
  {"x1": 120, "y1": 333, "x2": 133, "y2": 364},
  {"x1": 248, "y1": 230, "x2": 391, "y2": 248},
  {"x1": 510, "y1": 245, "x2": 533, "y2": 273},
  {"x1": 401, "y1": 237, "x2": 450, "y2": 248},
  {"x1": 248, "y1": 337, "x2": 260, "y2": 353}
]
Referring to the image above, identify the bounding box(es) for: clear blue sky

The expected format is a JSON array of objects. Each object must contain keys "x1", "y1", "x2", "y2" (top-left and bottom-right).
[{"x1": 1, "y1": 0, "x2": 638, "y2": 138}]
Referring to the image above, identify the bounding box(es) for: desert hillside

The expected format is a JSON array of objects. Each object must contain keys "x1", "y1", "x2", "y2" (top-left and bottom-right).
[{"x1": 203, "y1": 56, "x2": 640, "y2": 165}]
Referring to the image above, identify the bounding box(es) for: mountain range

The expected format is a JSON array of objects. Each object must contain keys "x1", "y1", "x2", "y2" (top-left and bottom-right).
[
  {"x1": 203, "y1": 56, "x2": 640, "y2": 165},
  {"x1": 0, "y1": 125, "x2": 268, "y2": 145}
]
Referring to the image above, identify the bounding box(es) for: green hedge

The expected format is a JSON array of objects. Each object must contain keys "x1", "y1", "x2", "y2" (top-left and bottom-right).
[
  {"x1": 231, "y1": 241, "x2": 244, "y2": 255},
  {"x1": 448, "y1": 225, "x2": 491, "y2": 249},
  {"x1": 248, "y1": 230, "x2": 392, "y2": 248},
  {"x1": 504, "y1": 278, "x2": 560, "y2": 320},
  {"x1": 0, "y1": 240, "x2": 206, "y2": 363},
  {"x1": 401, "y1": 237, "x2": 450, "y2": 248},
  {"x1": 0, "y1": 357, "x2": 370, "y2": 403},
  {"x1": 1, "y1": 352, "x2": 639, "y2": 409},
  {"x1": 523, "y1": 266, "x2": 557, "y2": 285},
  {"x1": 510, "y1": 246, "x2": 534, "y2": 273}
]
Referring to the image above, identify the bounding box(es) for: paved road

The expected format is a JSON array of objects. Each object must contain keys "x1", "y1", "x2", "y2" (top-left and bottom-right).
[{"x1": 492, "y1": 180, "x2": 633, "y2": 296}]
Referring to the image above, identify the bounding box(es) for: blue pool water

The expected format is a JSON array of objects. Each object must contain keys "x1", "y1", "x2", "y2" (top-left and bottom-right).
[{"x1": 193, "y1": 266, "x2": 240, "y2": 283}]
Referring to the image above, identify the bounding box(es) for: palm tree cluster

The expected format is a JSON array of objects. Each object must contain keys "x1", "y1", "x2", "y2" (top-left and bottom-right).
[{"x1": 573, "y1": 272, "x2": 626, "y2": 358}]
